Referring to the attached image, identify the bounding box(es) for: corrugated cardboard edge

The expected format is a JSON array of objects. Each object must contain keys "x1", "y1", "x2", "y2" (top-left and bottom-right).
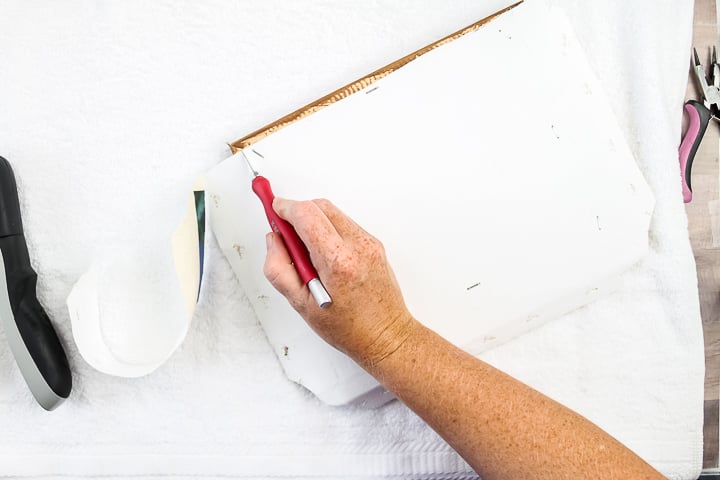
[{"x1": 228, "y1": 1, "x2": 523, "y2": 153}]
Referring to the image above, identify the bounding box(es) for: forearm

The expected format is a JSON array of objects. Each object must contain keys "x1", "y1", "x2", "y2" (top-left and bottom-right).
[{"x1": 359, "y1": 320, "x2": 664, "y2": 480}]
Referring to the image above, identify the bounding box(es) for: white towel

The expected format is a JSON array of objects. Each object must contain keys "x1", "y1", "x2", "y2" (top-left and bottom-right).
[{"x1": 0, "y1": 0, "x2": 703, "y2": 479}]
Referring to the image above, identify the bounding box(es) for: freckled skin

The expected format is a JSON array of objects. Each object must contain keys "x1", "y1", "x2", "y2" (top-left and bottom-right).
[{"x1": 263, "y1": 197, "x2": 664, "y2": 480}]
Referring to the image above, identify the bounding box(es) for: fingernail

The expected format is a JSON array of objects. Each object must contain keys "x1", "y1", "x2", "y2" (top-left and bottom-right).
[{"x1": 265, "y1": 232, "x2": 274, "y2": 251}]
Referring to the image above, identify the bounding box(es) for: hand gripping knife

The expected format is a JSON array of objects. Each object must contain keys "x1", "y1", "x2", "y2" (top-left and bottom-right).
[{"x1": 0, "y1": 156, "x2": 71, "y2": 410}]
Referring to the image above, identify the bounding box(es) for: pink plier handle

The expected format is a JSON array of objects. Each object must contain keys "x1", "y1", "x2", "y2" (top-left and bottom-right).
[{"x1": 679, "y1": 100, "x2": 712, "y2": 203}]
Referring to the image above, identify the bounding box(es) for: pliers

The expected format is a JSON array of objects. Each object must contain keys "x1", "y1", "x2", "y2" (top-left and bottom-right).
[{"x1": 679, "y1": 47, "x2": 720, "y2": 203}]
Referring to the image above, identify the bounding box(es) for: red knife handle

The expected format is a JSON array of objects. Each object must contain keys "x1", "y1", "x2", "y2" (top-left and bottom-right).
[{"x1": 251, "y1": 176, "x2": 319, "y2": 285}]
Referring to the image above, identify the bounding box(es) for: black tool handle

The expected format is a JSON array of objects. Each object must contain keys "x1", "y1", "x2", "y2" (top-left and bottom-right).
[{"x1": 0, "y1": 156, "x2": 71, "y2": 407}]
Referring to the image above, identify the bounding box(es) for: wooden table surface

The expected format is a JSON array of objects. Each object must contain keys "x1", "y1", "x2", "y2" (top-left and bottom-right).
[{"x1": 687, "y1": 0, "x2": 720, "y2": 470}]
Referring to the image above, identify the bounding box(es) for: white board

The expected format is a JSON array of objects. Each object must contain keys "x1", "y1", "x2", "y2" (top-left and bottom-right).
[{"x1": 207, "y1": 0, "x2": 654, "y2": 406}]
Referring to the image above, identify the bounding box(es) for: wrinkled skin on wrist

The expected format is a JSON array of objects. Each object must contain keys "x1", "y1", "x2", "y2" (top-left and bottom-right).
[{"x1": 263, "y1": 198, "x2": 416, "y2": 366}]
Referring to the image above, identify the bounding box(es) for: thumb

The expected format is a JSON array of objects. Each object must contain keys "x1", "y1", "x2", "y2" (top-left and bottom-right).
[{"x1": 262, "y1": 232, "x2": 311, "y2": 311}]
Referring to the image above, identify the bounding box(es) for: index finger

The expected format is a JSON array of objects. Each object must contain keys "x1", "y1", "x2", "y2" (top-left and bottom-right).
[
  {"x1": 310, "y1": 198, "x2": 370, "y2": 240},
  {"x1": 273, "y1": 197, "x2": 344, "y2": 269}
]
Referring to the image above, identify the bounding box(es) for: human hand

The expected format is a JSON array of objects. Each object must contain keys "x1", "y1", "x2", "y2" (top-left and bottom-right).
[{"x1": 263, "y1": 198, "x2": 416, "y2": 366}]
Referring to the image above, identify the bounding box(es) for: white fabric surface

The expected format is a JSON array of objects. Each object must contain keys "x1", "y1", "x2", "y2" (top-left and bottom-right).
[{"x1": 0, "y1": 0, "x2": 703, "y2": 479}]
